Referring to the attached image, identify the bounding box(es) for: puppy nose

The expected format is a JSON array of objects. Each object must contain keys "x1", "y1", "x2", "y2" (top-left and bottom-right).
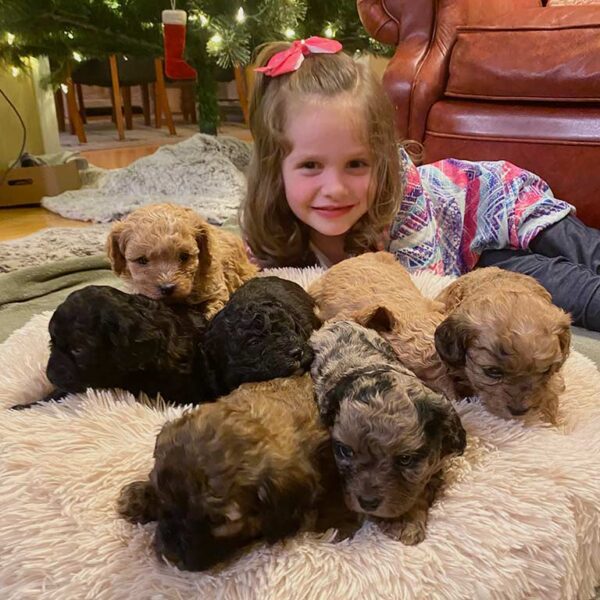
[
  {"x1": 508, "y1": 406, "x2": 530, "y2": 416},
  {"x1": 358, "y1": 496, "x2": 382, "y2": 511},
  {"x1": 159, "y1": 283, "x2": 176, "y2": 296}
]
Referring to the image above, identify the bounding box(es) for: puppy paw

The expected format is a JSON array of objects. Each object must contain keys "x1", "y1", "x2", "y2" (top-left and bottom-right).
[
  {"x1": 377, "y1": 518, "x2": 426, "y2": 545},
  {"x1": 117, "y1": 480, "x2": 158, "y2": 524}
]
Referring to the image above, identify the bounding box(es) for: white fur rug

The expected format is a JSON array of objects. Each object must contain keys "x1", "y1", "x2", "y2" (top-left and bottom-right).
[
  {"x1": 41, "y1": 134, "x2": 251, "y2": 224},
  {"x1": 1, "y1": 269, "x2": 599, "y2": 599}
]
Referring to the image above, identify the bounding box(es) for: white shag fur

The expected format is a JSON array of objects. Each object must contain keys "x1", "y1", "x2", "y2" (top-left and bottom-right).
[{"x1": 0, "y1": 269, "x2": 599, "y2": 599}]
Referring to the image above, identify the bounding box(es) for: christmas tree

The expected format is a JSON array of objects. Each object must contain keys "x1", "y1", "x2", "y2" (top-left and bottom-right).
[{"x1": 0, "y1": 0, "x2": 389, "y2": 133}]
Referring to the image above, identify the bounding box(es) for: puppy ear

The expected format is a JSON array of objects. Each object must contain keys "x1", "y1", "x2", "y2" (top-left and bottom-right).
[
  {"x1": 434, "y1": 313, "x2": 471, "y2": 368},
  {"x1": 106, "y1": 222, "x2": 128, "y2": 275},
  {"x1": 353, "y1": 305, "x2": 396, "y2": 333},
  {"x1": 556, "y1": 312, "x2": 572, "y2": 363},
  {"x1": 257, "y1": 468, "x2": 318, "y2": 544},
  {"x1": 192, "y1": 215, "x2": 215, "y2": 268},
  {"x1": 415, "y1": 394, "x2": 467, "y2": 458}
]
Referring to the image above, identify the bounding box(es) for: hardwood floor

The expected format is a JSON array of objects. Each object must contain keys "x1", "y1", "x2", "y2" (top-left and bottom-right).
[
  {"x1": 0, "y1": 124, "x2": 251, "y2": 243},
  {"x1": 0, "y1": 207, "x2": 91, "y2": 242}
]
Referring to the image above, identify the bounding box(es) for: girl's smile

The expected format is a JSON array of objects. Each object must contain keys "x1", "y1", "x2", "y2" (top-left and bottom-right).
[{"x1": 312, "y1": 204, "x2": 357, "y2": 218}]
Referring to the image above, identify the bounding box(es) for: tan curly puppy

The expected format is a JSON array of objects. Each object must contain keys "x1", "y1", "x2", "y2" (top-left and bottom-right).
[
  {"x1": 308, "y1": 252, "x2": 455, "y2": 400},
  {"x1": 107, "y1": 203, "x2": 257, "y2": 318},
  {"x1": 434, "y1": 267, "x2": 571, "y2": 424},
  {"x1": 117, "y1": 375, "x2": 353, "y2": 571}
]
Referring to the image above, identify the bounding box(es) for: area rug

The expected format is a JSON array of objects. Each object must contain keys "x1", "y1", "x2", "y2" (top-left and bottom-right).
[
  {"x1": 42, "y1": 134, "x2": 252, "y2": 224},
  {"x1": 1, "y1": 269, "x2": 599, "y2": 599}
]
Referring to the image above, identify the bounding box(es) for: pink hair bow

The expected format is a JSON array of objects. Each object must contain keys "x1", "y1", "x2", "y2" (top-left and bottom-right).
[{"x1": 255, "y1": 36, "x2": 343, "y2": 77}]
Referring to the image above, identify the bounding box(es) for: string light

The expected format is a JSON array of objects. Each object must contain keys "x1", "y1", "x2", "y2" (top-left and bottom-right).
[
  {"x1": 60, "y1": 84, "x2": 68, "y2": 94},
  {"x1": 7, "y1": 32, "x2": 15, "y2": 45},
  {"x1": 72, "y1": 51, "x2": 83, "y2": 62},
  {"x1": 236, "y1": 8, "x2": 246, "y2": 23},
  {"x1": 199, "y1": 13, "x2": 209, "y2": 27},
  {"x1": 207, "y1": 33, "x2": 223, "y2": 52},
  {"x1": 324, "y1": 25, "x2": 334, "y2": 38},
  {"x1": 284, "y1": 28, "x2": 295, "y2": 39},
  {"x1": 65, "y1": 31, "x2": 74, "y2": 39}
]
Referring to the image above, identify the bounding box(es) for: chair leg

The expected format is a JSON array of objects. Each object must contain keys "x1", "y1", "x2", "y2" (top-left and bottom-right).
[
  {"x1": 54, "y1": 89, "x2": 66, "y2": 132},
  {"x1": 66, "y1": 65, "x2": 87, "y2": 143},
  {"x1": 109, "y1": 54, "x2": 126, "y2": 141},
  {"x1": 75, "y1": 83, "x2": 87, "y2": 124},
  {"x1": 153, "y1": 82, "x2": 161, "y2": 128},
  {"x1": 180, "y1": 83, "x2": 189, "y2": 122},
  {"x1": 123, "y1": 86, "x2": 133, "y2": 130},
  {"x1": 234, "y1": 63, "x2": 249, "y2": 125},
  {"x1": 154, "y1": 58, "x2": 176, "y2": 135},
  {"x1": 141, "y1": 83, "x2": 151, "y2": 126}
]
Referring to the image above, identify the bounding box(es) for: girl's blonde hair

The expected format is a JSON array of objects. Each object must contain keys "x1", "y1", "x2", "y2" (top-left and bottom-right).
[{"x1": 241, "y1": 42, "x2": 402, "y2": 267}]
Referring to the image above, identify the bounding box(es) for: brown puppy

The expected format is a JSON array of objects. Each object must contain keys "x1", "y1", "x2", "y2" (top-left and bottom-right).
[
  {"x1": 117, "y1": 375, "x2": 351, "y2": 571},
  {"x1": 308, "y1": 252, "x2": 455, "y2": 400},
  {"x1": 434, "y1": 267, "x2": 571, "y2": 423},
  {"x1": 107, "y1": 203, "x2": 257, "y2": 318}
]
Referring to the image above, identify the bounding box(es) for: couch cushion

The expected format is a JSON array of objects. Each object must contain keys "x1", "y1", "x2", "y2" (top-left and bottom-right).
[{"x1": 446, "y1": 8, "x2": 600, "y2": 102}]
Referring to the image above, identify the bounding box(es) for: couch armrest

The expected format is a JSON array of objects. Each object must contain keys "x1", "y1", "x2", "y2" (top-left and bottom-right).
[{"x1": 357, "y1": 0, "x2": 436, "y2": 137}]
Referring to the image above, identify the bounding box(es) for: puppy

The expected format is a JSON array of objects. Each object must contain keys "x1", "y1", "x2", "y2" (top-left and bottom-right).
[
  {"x1": 14, "y1": 277, "x2": 319, "y2": 409},
  {"x1": 35, "y1": 285, "x2": 213, "y2": 408},
  {"x1": 203, "y1": 276, "x2": 319, "y2": 394},
  {"x1": 434, "y1": 267, "x2": 571, "y2": 423},
  {"x1": 117, "y1": 375, "x2": 350, "y2": 571},
  {"x1": 308, "y1": 252, "x2": 454, "y2": 399},
  {"x1": 310, "y1": 320, "x2": 466, "y2": 545},
  {"x1": 107, "y1": 203, "x2": 257, "y2": 318}
]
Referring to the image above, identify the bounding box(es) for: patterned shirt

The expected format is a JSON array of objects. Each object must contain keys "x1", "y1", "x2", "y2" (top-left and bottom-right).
[{"x1": 387, "y1": 149, "x2": 574, "y2": 276}]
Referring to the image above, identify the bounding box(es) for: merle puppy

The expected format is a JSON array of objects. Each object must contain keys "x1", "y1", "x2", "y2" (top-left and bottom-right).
[{"x1": 13, "y1": 276, "x2": 319, "y2": 409}]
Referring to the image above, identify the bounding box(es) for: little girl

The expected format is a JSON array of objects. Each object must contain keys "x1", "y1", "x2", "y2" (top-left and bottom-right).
[{"x1": 240, "y1": 37, "x2": 600, "y2": 331}]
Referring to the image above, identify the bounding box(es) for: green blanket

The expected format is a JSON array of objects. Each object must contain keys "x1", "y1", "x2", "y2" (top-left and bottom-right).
[{"x1": 0, "y1": 255, "x2": 124, "y2": 343}]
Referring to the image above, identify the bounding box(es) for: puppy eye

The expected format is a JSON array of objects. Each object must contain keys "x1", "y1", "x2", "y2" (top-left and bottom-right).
[
  {"x1": 482, "y1": 366, "x2": 504, "y2": 380},
  {"x1": 179, "y1": 252, "x2": 190, "y2": 262},
  {"x1": 333, "y1": 441, "x2": 354, "y2": 460},
  {"x1": 394, "y1": 454, "x2": 415, "y2": 469},
  {"x1": 133, "y1": 256, "x2": 149, "y2": 266}
]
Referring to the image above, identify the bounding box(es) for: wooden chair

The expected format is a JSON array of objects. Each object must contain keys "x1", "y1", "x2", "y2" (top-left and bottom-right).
[{"x1": 63, "y1": 55, "x2": 176, "y2": 143}]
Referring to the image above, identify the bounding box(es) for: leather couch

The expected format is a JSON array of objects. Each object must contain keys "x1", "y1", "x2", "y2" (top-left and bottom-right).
[{"x1": 357, "y1": 0, "x2": 600, "y2": 227}]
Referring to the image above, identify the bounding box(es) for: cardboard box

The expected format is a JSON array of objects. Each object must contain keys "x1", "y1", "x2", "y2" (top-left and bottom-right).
[{"x1": 0, "y1": 162, "x2": 81, "y2": 207}]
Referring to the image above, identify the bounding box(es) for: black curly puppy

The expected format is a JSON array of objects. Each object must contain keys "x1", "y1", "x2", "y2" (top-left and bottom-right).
[
  {"x1": 16, "y1": 286, "x2": 213, "y2": 409},
  {"x1": 204, "y1": 276, "x2": 319, "y2": 395},
  {"x1": 13, "y1": 276, "x2": 319, "y2": 409}
]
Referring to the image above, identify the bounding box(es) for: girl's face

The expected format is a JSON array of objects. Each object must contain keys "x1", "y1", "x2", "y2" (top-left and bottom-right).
[{"x1": 281, "y1": 99, "x2": 373, "y2": 246}]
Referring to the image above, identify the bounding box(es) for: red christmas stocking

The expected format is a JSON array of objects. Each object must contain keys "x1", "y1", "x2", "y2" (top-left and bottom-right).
[{"x1": 162, "y1": 9, "x2": 197, "y2": 80}]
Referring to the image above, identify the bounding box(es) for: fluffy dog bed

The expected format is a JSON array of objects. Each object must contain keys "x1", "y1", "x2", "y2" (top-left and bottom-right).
[{"x1": 1, "y1": 269, "x2": 599, "y2": 599}]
